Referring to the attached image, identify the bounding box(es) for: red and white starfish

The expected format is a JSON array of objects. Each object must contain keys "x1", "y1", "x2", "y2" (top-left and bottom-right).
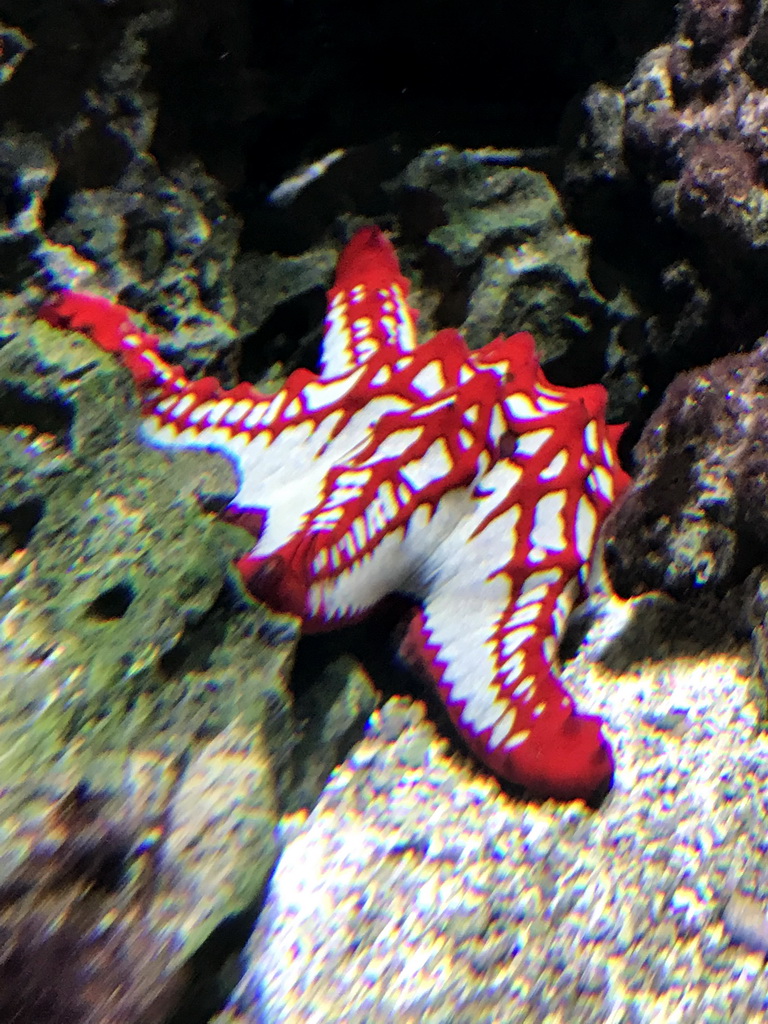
[{"x1": 40, "y1": 227, "x2": 630, "y2": 801}]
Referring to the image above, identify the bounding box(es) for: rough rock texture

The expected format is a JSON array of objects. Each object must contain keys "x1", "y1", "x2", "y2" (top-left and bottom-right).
[
  {"x1": 0, "y1": 305, "x2": 378, "y2": 1015},
  {"x1": 232, "y1": 145, "x2": 643, "y2": 416},
  {"x1": 603, "y1": 341, "x2": 768, "y2": 601},
  {"x1": 0, "y1": 785, "x2": 184, "y2": 1024},
  {"x1": 0, "y1": 0, "x2": 673, "y2": 406},
  {"x1": 215, "y1": 633, "x2": 768, "y2": 1024},
  {"x1": 563, "y1": 0, "x2": 768, "y2": 420},
  {"x1": 0, "y1": 6, "x2": 245, "y2": 373},
  {"x1": 597, "y1": 335, "x2": 768, "y2": 705},
  {"x1": 0, "y1": 723, "x2": 280, "y2": 1024},
  {"x1": 389, "y1": 147, "x2": 640, "y2": 399}
]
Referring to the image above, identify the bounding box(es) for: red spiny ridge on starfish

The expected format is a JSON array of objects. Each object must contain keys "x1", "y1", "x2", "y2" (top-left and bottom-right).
[{"x1": 38, "y1": 226, "x2": 630, "y2": 803}]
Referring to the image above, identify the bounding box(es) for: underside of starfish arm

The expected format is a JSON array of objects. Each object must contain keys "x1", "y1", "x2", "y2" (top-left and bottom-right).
[{"x1": 236, "y1": 392, "x2": 486, "y2": 629}]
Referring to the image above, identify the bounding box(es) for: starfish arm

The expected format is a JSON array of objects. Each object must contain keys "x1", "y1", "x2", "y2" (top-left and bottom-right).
[
  {"x1": 404, "y1": 593, "x2": 613, "y2": 802},
  {"x1": 395, "y1": 388, "x2": 628, "y2": 803},
  {"x1": 401, "y1": 520, "x2": 613, "y2": 802},
  {"x1": 321, "y1": 227, "x2": 419, "y2": 377},
  {"x1": 39, "y1": 290, "x2": 191, "y2": 394}
]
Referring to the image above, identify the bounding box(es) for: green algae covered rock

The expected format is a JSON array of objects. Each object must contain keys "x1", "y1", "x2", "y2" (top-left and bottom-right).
[
  {"x1": 0, "y1": 310, "x2": 296, "y2": 963},
  {"x1": 390, "y1": 147, "x2": 641, "y2": 411}
]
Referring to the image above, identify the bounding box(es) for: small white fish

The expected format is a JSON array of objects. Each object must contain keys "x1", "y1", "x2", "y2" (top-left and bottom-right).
[{"x1": 267, "y1": 148, "x2": 347, "y2": 206}]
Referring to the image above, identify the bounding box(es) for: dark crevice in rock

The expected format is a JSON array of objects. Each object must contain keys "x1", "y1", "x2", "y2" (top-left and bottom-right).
[
  {"x1": 164, "y1": 862, "x2": 277, "y2": 1024},
  {"x1": 86, "y1": 581, "x2": 136, "y2": 621},
  {"x1": 236, "y1": 286, "x2": 326, "y2": 383},
  {"x1": 0, "y1": 384, "x2": 73, "y2": 446},
  {"x1": 0, "y1": 497, "x2": 45, "y2": 551},
  {"x1": 157, "y1": 578, "x2": 243, "y2": 680}
]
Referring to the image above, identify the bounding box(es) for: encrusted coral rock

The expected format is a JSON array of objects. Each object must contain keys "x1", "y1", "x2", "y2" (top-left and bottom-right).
[
  {"x1": 391, "y1": 146, "x2": 638, "y2": 390},
  {"x1": 0, "y1": 786, "x2": 183, "y2": 1024},
  {"x1": 564, "y1": 0, "x2": 768, "y2": 416},
  {"x1": 0, "y1": 309, "x2": 295, "y2": 985},
  {"x1": 603, "y1": 341, "x2": 768, "y2": 600},
  {"x1": 624, "y1": 0, "x2": 768, "y2": 262}
]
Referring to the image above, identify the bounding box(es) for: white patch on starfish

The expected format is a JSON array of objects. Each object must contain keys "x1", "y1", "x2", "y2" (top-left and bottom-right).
[
  {"x1": 514, "y1": 428, "x2": 553, "y2": 456},
  {"x1": 540, "y1": 448, "x2": 569, "y2": 480},
  {"x1": 530, "y1": 490, "x2": 568, "y2": 552},
  {"x1": 588, "y1": 464, "x2": 615, "y2": 502},
  {"x1": 359, "y1": 427, "x2": 423, "y2": 467},
  {"x1": 584, "y1": 419, "x2": 598, "y2": 453},
  {"x1": 400, "y1": 438, "x2": 454, "y2": 491},
  {"x1": 501, "y1": 626, "x2": 536, "y2": 656},
  {"x1": 488, "y1": 707, "x2": 517, "y2": 749},
  {"x1": 505, "y1": 393, "x2": 548, "y2": 420},
  {"x1": 508, "y1": 603, "x2": 542, "y2": 628},
  {"x1": 411, "y1": 360, "x2": 447, "y2": 397},
  {"x1": 302, "y1": 368, "x2": 366, "y2": 412},
  {"x1": 575, "y1": 495, "x2": 598, "y2": 561},
  {"x1": 517, "y1": 568, "x2": 562, "y2": 606}
]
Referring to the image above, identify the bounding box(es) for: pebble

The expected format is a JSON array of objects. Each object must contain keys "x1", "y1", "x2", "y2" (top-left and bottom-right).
[{"x1": 722, "y1": 892, "x2": 768, "y2": 953}]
